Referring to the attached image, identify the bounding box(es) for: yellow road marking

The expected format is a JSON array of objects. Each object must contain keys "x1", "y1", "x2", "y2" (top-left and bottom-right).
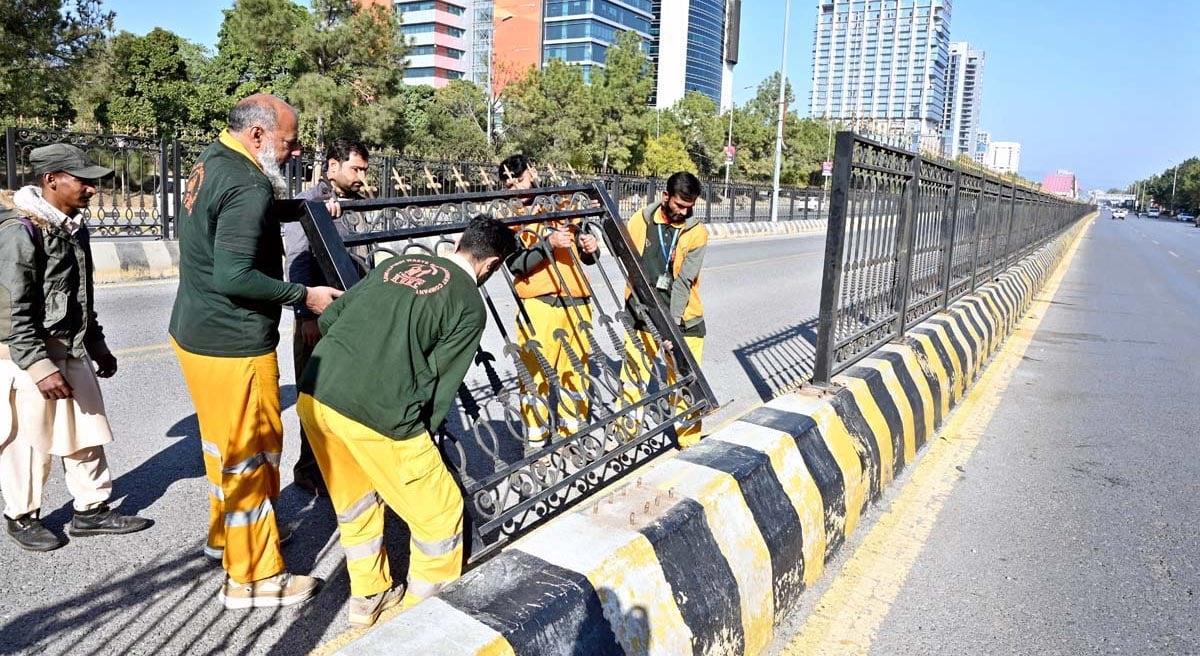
[
  {"x1": 112, "y1": 327, "x2": 295, "y2": 360},
  {"x1": 779, "y1": 219, "x2": 1090, "y2": 656},
  {"x1": 100, "y1": 278, "x2": 177, "y2": 289}
]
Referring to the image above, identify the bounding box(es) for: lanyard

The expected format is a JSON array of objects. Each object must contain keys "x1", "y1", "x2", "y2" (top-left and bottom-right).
[{"x1": 658, "y1": 223, "x2": 680, "y2": 268}]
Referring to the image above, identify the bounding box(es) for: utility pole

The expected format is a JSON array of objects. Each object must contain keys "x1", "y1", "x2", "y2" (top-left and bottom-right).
[
  {"x1": 724, "y1": 99, "x2": 735, "y2": 193},
  {"x1": 770, "y1": 0, "x2": 791, "y2": 223},
  {"x1": 1171, "y1": 165, "x2": 1179, "y2": 213}
]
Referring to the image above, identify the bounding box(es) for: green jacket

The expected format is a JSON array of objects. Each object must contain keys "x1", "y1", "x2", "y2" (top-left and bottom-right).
[
  {"x1": 169, "y1": 133, "x2": 307, "y2": 357},
  {"x1": 298, "y1": 253, "x2": 486, "y2": 440},
  {"x1": 0, "y1": 189, "x2": 110, "y2": 382}
]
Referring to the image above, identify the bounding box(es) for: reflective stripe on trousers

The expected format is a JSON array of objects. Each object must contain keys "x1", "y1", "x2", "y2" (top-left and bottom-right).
[
  {"x1": 172, "y1": 339, "x2": 286, "y2": 584},
  {"x1": 298, "y1": 393, "x2": 464, "y2": 602}
]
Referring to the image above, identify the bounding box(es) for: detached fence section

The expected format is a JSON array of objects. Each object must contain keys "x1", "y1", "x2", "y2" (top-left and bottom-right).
[
  {"x1": 2, "y1": 126, "x2": 829, "y2": 239},
  {"x1": 812, "y1": 131, "x2": 1092, "y2": 384}
]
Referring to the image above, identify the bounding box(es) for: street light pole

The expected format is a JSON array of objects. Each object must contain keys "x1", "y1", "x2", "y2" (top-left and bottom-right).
[
  {"x1": 1171, "y1": 165, "x2": 1179, "y2": 213},
  {"x1": 770, "y1": 0, "x2": 791, "y2": 223},
  {"x1": 724, "y1": 99, "x2": 734, "y2": 191}
]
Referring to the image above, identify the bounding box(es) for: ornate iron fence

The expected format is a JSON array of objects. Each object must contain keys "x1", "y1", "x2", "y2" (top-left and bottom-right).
[
  {"x1": 3, "y1": 126, "x2": 827, "y2": 238},
  {"x1": 287, "y1": 182, "x2": 718, "y2": 564},
  {"x1": 813, "y1": 132, "x2": 1092, "y2": 383}
]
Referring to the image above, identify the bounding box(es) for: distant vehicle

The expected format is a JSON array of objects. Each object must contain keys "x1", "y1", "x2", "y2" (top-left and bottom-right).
[
  {"x1": 1147, "y1": 208, "x2": 1161, "y2": 218},
  {"x1": 1111, "y1": 208, "x2": 1127, "y2": 220},
  {"x1": 1177, "y1": 212, "x2": 1196, "y2": 224}
]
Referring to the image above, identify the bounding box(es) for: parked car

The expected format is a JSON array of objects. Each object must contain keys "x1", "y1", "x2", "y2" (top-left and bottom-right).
[
  {"x1": 1177, "y1": 212, "x2": 1196, "y2": 224},
  {"x1": 1111, "y1": 208, "x2": 1127, "y2": 220},
  {"x1": 1146, "y1": 208, "x2": 1162, "y2": 218}
]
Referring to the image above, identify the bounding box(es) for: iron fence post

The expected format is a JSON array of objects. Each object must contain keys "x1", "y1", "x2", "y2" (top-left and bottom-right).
[
  {"x1": 813, "y1": 131, "x2": 857, "y2": 384},
  {"x1": 705, "y1": 183, "x2": 712, "y2": 222},
  {"x1": 891, "y1": 152, "x2": 922, "y2": 339},
  {"x1": 789, "y1": 188, "x2": 796, "y2": 220},
  {"x1": 5, "y1": 127, "x2": 16, "y2": 190},
  {"x1": 968, "y1": 181, "x2": 984, "y2": 293},
  {"x1": 749, "y1": 185, "x2": 757, "y2": 221},
  {"x1": 1004, "y1": 182, "x2": 1018, "y2": 271},
  {"x1": 939, "y1": 169, "x2": 962, "y2": 309},
  {"x1": 172, "y1": 137, "x2": 183, "y2": 239},
  {"x1": 158, "y1": 136, "x2": 170, "y2": 239},
  {"x1": 728, "y1": 185, "x2": 735, "y2": 223}
]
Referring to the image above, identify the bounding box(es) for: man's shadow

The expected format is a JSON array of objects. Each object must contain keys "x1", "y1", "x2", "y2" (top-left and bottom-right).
[{"x1": 41, "y1": 385, "x2": 312, "y2": 529}]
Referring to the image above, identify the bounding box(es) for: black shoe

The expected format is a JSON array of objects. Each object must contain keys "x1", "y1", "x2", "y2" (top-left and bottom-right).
[
  {"x1": 6, "y1": 514, "x2": 65, "y2": 552},
  {"x1": 69, "y1": 503, "x2": 152, "y2": 537}
]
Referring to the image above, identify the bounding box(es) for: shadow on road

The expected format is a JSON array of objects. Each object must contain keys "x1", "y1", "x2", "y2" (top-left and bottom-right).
[
  {"x1": 733, "y1": 317, "x2": 819, "y2": 400},
  {"x1": 0, "y1": 544, "x2": 343, "y2": 656}
]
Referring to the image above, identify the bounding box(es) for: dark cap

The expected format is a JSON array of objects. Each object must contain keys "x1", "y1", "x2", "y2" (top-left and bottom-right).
[{"x1": 30, "y1": 144, "x2": 114, "y2": 180}]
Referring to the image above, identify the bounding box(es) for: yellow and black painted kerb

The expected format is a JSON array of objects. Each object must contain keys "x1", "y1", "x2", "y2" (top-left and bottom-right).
[{"x1": 336, "y1": 215, "x2": 1094, "y2": 656}]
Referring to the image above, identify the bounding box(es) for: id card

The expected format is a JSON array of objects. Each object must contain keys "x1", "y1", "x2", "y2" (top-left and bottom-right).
[{"x1": 655, "y1": 273, "x2": 672, "y2": 290}]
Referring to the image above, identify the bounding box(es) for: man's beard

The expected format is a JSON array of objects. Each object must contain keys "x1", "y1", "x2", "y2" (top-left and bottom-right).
[{"x1": 256, "y1": 143, "x2": 291, "y2": 200}]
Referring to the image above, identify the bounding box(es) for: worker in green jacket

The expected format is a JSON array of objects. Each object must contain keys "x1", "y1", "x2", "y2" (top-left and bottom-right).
[{"x1": 297, "y1": 215, "x2": 518, "y2": 627}]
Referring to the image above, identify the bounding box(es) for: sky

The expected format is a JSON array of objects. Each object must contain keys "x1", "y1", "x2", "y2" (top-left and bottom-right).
[{"x1": 102, "y1": 0, "x2": 1200, "y2": 191}]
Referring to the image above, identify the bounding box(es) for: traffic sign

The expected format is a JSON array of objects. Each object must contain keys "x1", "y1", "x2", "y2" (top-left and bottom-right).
[
  {"x1": 724, "y1": 145, "x2": 736, "y2": 158},
  {"x1": 822, "y1": 160, "x2": 833, "y2": 177}
]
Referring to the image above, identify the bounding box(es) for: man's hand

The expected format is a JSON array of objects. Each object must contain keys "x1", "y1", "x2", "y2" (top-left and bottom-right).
[
  {"x1": 547, "y1": 227, "x2": 574, "y2": 249},
  {"x1": 297, "y1": 317, "x2": 322, "y2": 347},
  {"x1": 661, "y1": 339, "x2": 675, "y2": 352},
  {"x1": 36, "y1": 371, "x2": 72, "y2": 400},
  {"x1": 579, "y1": 233, "x2": 599, "y2": 255},
  {"x1": 93, "y1": 352, "x2": 118, "y2": 378},
  {"x1": 325, "y1": 199, "x2": 343, "y2": 218},
  {"x1": 304, "y1": 286, "x2": 343, "y2": 314}
]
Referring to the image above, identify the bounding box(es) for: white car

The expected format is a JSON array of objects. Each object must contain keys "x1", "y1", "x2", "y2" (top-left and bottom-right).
[
  {"x1": 1111, "y1": 208, "x2": 1127, "y2": 220},
  {"x1": 1147, "y1": 208, "x2": 1161, "y2": 218}
]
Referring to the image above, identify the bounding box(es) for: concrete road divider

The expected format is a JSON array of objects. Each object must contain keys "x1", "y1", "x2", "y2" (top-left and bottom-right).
[
  {"x1": 90, "y1": 240, "x2": 179, "y2": 284},
  {"x1": 336, "y1": 215, "x2": 1093, "y2": 656}
]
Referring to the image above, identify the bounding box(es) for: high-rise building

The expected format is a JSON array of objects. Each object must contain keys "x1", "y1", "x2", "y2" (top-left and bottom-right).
[
  {"x1": 651, "y1": 0, "x2": 741, "y2": 110},
  {"x1": 538, "y1": 0, "x2": 655, "y2": 82},
  {"x1": 984, "y1": 140, "x2": 1020, "y2": 174},
  {"x1": 485, "y1": 1, "x2": 738, "y2": 108},
  {"x1": 973, "y1": 129, "x2": 990, "y2": 164},
  {"x1": 395, "y1": 0, "x2": 471, "y2": 87},
  {"x1": 809, "y1": 0, "x2": 953, "y2": 153},
  {"x1": 941, "y1": 41, "x2": 983, "y2": 159}
]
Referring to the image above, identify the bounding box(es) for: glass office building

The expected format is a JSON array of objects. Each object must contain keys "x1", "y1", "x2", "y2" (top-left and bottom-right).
[
  {"x1": 809, "y1": 0, "x2": 952, "y2": 152},
  {"x1": 542, "y1": 0, "x2": 655, "y2": 81}
]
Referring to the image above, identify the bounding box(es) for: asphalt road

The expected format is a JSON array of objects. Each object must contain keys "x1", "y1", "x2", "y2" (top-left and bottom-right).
[
  {"x1": 0, "y1": 230, "x2": 826, "y2": 655},
  {"x1": 771, "y1": 213, "x2": 1200, "y2": 655}
]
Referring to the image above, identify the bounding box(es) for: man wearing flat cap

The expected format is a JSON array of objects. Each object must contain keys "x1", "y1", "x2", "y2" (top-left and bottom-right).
[{"x1": 0, "y1": 144, "x2": 152, "y2": 552}]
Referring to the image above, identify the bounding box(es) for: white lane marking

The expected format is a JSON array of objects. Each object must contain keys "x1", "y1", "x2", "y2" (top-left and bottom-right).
[
  {"x1": 1153, "y1": 240, "x2": 1161, "y2": 245},
  {"x1": 1169, "y1": 251, "x2": 1179, "y2": 258}
]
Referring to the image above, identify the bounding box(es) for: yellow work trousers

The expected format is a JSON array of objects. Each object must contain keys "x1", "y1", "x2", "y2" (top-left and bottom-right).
[
  {"x1": 620, "y1": 332, "x2": 705, "y2": 448},
  {"x1": 172, "y1": 339, "x2": 285, "y2": 584},
  {"x1": 516, "y1": 300, "x2": 592, "y2": 445},
  {"x1": 297, "y1": 394, "x2": 464, "y2": 608}
]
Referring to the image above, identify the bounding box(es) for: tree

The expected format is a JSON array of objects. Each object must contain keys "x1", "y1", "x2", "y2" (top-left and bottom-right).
[
  {"x1": 210, "y1": 0, "x2": 307, "y2": 100},
  {"x1": 289, "y1": 0, "x2": 407, "y2": 151},
  {"x1": 0, "y1": 0, "x2": 113, "y2": 122},
  {"x1": 665, "y1": 92, "x2": 725, "y2": 177},
  {"x1": 590, "y1": 31, "x2": 654, "y2": 170},
  {"x1": 642, "y1": 132, "x2": 695, "y2": 176},
  {"x1": 93, "y1": 29, "x2": 195, "y2": 131},
  {"x1": 501, "y1": 60, "x2": 595, "y2": 168}
]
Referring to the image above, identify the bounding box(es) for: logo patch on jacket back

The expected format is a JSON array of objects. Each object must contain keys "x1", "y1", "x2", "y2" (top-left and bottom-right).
[{"x1": 382, "y1": 257, "x2": 450, "y2": 295}]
